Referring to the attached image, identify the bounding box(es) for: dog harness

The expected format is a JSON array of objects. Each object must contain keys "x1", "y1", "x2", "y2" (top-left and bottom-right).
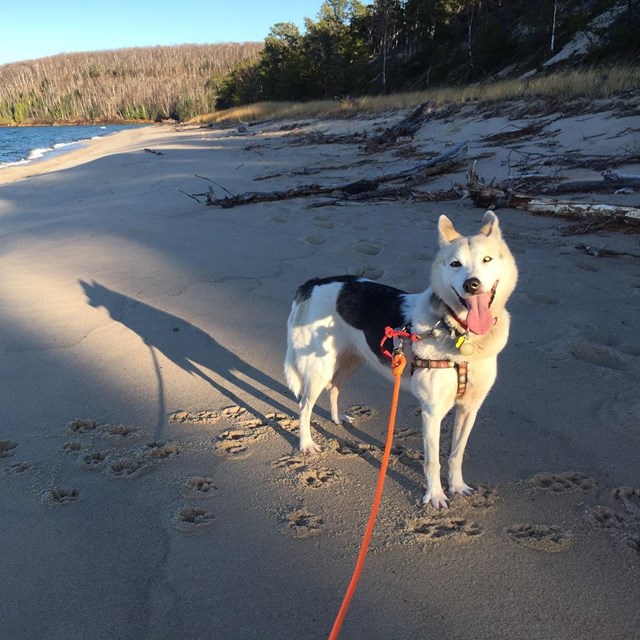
[
  {"x1": 411, "y1": 358, "x2": 468, "y2": 398},
  {"x1": 380, "y1": 326, "x2": 468, "y2": 398}
]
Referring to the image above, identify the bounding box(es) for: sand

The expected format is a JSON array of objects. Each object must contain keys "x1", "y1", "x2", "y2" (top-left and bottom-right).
[{"x1": 0, "y1": 101, "x2": 639, "y2": 640}]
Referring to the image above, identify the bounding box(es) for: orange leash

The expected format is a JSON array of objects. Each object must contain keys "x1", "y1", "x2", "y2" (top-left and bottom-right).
[{"x1": 327, "y1": 350, "x2": 406, "y2": 640}]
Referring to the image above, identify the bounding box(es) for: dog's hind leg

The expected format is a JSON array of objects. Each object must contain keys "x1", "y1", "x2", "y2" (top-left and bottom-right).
[
  {"x1": 298, "y1": 371, "x2": 329, "y2": 454},
  {"x1": 328, "y1": 350, "x2": 363, "y2": 425}
]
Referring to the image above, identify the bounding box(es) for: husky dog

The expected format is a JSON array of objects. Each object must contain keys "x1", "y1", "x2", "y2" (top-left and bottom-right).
[{"x1": 284, "y1": 211, "x2": 518, "y2": 508}]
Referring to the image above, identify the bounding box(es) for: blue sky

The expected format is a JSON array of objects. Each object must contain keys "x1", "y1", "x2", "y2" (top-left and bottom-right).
[{"x1": 0, "y1": 0, "x2": 326, "y2": 65}]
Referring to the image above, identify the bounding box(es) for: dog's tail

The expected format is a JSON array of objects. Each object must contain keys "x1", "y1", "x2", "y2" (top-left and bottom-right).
[{"x1": 284, "y1": 301, "x2": 304, "y2": 399}]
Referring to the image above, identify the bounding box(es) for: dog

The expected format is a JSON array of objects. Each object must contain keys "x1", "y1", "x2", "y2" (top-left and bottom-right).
[{"x1": 284, "y1": 211, "x2": 518, "y2": 508}]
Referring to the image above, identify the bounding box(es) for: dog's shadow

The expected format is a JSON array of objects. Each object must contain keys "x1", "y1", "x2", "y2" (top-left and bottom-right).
[{"x1": 79, "y1": 280, "x2": 295, "y2": 438}]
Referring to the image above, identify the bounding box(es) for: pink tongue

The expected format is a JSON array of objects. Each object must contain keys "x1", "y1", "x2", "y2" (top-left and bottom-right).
[{"x1": 464, "y1": 291, "x2": 494, "y2": 335}]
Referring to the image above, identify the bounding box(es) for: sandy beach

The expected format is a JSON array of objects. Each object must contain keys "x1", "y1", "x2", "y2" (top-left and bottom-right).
[{"x1": 1, "y1": 101, "x2": 639, "y2": 640}]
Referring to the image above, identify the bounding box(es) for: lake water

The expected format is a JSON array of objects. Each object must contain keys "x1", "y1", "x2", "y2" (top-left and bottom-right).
[{"x1": 0, "y1": 124, "x2": 147, "y2": 169}]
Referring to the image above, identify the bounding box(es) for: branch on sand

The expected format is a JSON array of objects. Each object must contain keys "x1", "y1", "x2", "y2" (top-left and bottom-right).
[
  {"x1": 199, "y1": 140, "x2": 468, "y2": 208},
  {"x1": 465, "y1": 164, "x2": 640, "y2": 227},
  {"x1": 363, "y1": 100, "x2": 433, "y2": 152}
]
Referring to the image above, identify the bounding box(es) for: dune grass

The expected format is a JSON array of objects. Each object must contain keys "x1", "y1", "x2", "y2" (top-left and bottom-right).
[{"x1": 197, "y1": 65, "x2": 640, "y2": 124}]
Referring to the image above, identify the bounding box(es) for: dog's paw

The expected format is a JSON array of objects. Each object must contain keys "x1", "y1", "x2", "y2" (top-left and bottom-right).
[
  {"x1": 422, "y1": 488, "x2": 450, "y2": 510},
  {"x1": 449, "y1": 482, "x2": 475, "y2": 497},
  {"x1": 338, "y1": 413, "x2": 354, "y2": 426},
  {"x1": 299, "y1": 441, "x2": 322, "y2": 455}
]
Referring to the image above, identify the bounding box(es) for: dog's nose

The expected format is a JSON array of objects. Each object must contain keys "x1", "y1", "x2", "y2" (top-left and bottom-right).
[{"x1": 463, "y1": 277, "x2": 481, "y2": 294}]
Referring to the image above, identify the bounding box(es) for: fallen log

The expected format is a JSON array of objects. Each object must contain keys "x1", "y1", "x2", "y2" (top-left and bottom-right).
[
  {"x1": 466, "y1": 165, "x2": 640, "y2": 225},
  {"x1": 201, "y1": 141, "x2": 468, "y2": 208},
  {"x1": 540, "y1": 177, "x2": 640, "y2": 195}
]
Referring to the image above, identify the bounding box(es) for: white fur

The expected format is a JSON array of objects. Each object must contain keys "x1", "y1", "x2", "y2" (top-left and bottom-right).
[{"x1": 284, "y1": 212, "x2": 518, "y2": 508}]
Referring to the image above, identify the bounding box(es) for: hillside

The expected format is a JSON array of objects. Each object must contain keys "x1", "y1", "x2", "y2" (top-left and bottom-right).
[
  {"x1": 215, "y1": 0, "x2": 640, "y2": 108},
  {"x1": 0, "y1": 43, "x2": 262, "y2": 125}
]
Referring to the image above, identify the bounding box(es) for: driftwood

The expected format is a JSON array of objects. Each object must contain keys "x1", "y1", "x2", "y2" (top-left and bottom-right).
[
  {"x1": 363, "y1": 100, "x2": 433, "y2": 151},
  {"x1": 201, "y1": 141, "x2": 468, "y2": 208},
  {"x1": 466, "y1": 165, "x2": 640, "y2": 225},
  {"x1": 540, "y1": 174, "x2": 640, "y2": 195}
]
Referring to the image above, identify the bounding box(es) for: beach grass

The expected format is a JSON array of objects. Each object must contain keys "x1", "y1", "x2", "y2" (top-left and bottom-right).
[{"x1": 197, "y1": 65, "x2": 640, "y2": 124}]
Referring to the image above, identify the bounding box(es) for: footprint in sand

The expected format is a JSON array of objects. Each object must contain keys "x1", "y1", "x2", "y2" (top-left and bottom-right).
[
  {"x1": 41, "y1": 487, "x2": 80, "y2": 507},
  {"x1": 344, "y1": 405, "x2": 378, "y2": 420},
  {"x1": 170, "y1": 406, "x2": 247, "y2": 426},
  {"x1": 170, "y1": 410, "x2": 219, "y2": 425},
  {"x1": 391, "y1": 444, "x2": 424, "y2": 466},
  {"x1": 62, "y1": 441, "x2": 85, "y2": 453},
  {"x1": 613, "y1": 486, "x2": 640, "y2": 518},
  {"x1": 625, "y1": 535, "x2": 640, "y2": 555},
  {"x1": 0, "y1": 440, "x2": 18, "y2": 459},
  {"x1": 328, "y1": 437, "x2": 377, "y2": 457},
  {"x1": 297, "y1": 468, "x2": 339, "y2": 489},
  {"x1": 569, "y1": 340, "x2": 631, "y2": 371},
  {"x1": 214, "y1": 429, "x2": 260, "y2": 459},
  {"x1": 65, "y1": 418, "x2": 98, "y2": 434},
  {"x1": 407, "y1": 515, "x2": 483, "y2": 541},
  {"x1": 589, "y1": 504, "x2": 626, "y2": 528},
  {"x1": 463, "y1": 485, "x2": 499, "y2": 508},
  {"x1": 107, "y1": 456, "x2": 148, "y2": 479},
  {"x1": 278, "y1": 508, "x2": 324, "y2": 538},
  {"x1": 590, "y1": 487, "x2": 640, "y2": 556},
  {"x1": 266, "y1": 413, "x2": 299, "y2": 433},
  {"x1": 104, "y1": 424, "x2": 142, "y2": 443},
  {"x1": 271, "y1": 454, "x2": 307, "y2": 471},
  {"x1": 220, "y1": 406, "x2": 248, "y2": 420},
  {"x1": 144, "y1": 442, "x2": 181, "y2": 459},
  {"x1": 507, "y1": 524, "x2": 573, "y2": 552},
  {"x1": 4, "y1": 461, "x2": 34, "y2": 475},
  {"x1": 174, "y1": 506, "x2": 214, "y2": 533},
  {"x1": 354, "y1": 241, "x2": 381, "y2": 256},
  {"x1": 529, "y1": 471, "x2": 596, "y2": 493},
  {"x1": 271, "y1": 214, "x2": 289, "y2": 223},
  {"x1": 305, "y1": 235, "x2": 328, "y2": 245},
  {"x1": 78, "y1": 450, "x2": 108, "y2": 471},
  {"x1": 183, "y1": 476, "x2": 217, "y2": 499},
  {"x1": 314, "y1": 219, "x2": 336, "y2": 229}
]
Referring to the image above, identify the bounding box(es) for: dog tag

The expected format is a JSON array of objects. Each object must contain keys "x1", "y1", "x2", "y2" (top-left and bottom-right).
[
  {"x1": 456, "y1": 333, "x2": 475, "y2": 356},
  {"x1": 459, "y1": 340, "x2": 475, "y2": 356}
]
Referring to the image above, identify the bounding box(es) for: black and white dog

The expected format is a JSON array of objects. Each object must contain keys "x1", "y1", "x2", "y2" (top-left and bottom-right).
[{"x1": 285, "y1": 212, "x2": 517, "y2": 508}]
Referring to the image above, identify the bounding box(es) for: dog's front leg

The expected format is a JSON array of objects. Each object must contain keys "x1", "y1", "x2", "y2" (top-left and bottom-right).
[
  {"x1": 420, "y1": 407, "x2": 450, "y2": 509},
  {"x1": 448, "y1": 404, "x2": 479, "y2": 496}
]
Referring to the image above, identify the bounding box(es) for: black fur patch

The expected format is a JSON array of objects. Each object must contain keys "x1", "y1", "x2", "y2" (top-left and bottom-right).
[
  {"x1": 294, "y1": 275, "x2": 361, "y2": 303},
  {"x1": 336, "y1": 278, "x2": 409, "y2": 362}
]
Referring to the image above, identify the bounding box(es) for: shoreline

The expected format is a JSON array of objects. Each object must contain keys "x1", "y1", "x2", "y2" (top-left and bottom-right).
[{"x1": 0, "y1": 123, "x2": 172, "y2": 185}]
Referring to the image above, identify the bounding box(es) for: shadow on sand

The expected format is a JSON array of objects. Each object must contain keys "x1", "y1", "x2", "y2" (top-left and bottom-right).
[{"x1": 79, "y1": 280, "x2": 295, "y2": 438}]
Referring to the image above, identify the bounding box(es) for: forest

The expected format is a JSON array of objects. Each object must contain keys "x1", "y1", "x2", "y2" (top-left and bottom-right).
[
  {"x1": 0, "y1": 0, "x2": 637, "y2": 124},
  {"x1": 0, "y1": 44, "x2": 262, "y2": 124},
  {"x1": 216, "y1": 0, "x2": 639, "y2": 108}
]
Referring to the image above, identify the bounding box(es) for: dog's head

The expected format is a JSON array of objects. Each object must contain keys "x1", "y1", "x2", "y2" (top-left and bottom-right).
[{"x1": 431, "y1": 211, "x2": 518, "y2": 335}]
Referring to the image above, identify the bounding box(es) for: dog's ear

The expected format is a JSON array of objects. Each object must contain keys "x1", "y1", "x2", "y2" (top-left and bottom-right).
[
  {"x1": 480, "y1": 210, "x2": 502, "y2": 238},
  {"x1": 438, "y1": 215, "x2": 462, "y2": 246}
]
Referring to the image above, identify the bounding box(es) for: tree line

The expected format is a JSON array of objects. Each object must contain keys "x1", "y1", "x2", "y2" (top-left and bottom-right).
[
  {"x1": 0, "y1": 43, "x2": 262, "y2": 124},
  {"x1": 216, "y1": 0, "x2": 639, "y2": 108}
]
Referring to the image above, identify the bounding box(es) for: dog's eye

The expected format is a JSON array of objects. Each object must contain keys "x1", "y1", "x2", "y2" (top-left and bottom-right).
[
  {"x1": 483, "y1": 256, "x2": 493, "y2": 263},
  {"x1": 450, "y1": 260, "x2": 462, "y2": 268}
]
